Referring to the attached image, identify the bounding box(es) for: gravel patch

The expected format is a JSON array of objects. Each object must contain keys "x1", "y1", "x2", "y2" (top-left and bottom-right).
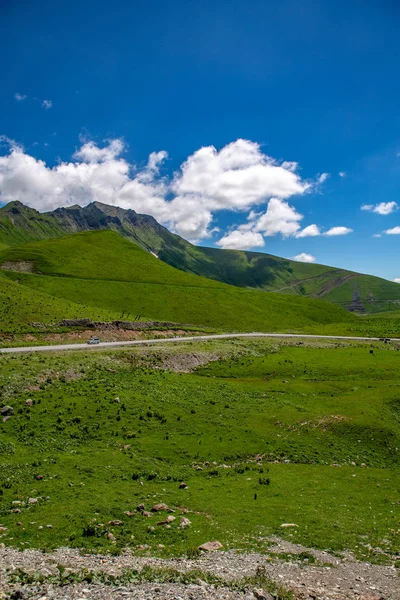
[{"x1": 0, "y1": 542, "x2": 398, "y2": 600}]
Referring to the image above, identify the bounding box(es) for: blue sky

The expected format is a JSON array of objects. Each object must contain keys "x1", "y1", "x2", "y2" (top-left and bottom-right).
[{"x1": 1, "y1": 0, "x2": 400, "y2": 280}]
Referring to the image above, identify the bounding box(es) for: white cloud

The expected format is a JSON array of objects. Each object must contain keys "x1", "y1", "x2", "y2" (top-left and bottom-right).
[
  {"x1": 216, "y1": 227, "x2": 265, "y2": 250},
  {"x1": 73, "y1": 139, "x2": 125, "y2": 163},
  {"x1": 317, "y1": 173, "x2": 329, "y2": 184},
  {"x1": 295, "y1": 224, "x2": 321, "y2": 238},
  {"x1": 393, "y1": 278, "x2": 400, "y2": 283},
  {"x1": 372, "y1": 233, "x2": 382, "y2": 238},
  {"x1": 292, "y1": 253, "x2": 316, "y2": 263},
  {"x1": 14, "y1": 93, "x2": 27, "y2": 102},
  {"x1": 0, "y1": 137, "x2": 315, "y2": 243},
  {"x1": 361, "y1": 201, "x2": 398, "y2": 215},
  {"x1": 385, "y1": 226, "x2": 400, "y2": 235},
  {"x1": 250, "y1": 198, "x2": 303, "y2": 237},
  {"x1": 339, "y1": 171, "x2": 346, "y2": 178},
  {"x1": 42, "y1": 100, "x2": 53, "y2": 109},
  {"x1": 324, "y1": 226, "x2": 353, "y2": 236}
]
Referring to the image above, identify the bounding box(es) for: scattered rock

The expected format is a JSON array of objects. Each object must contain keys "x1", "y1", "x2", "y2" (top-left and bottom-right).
[
  {"x1": 147, "y1": 526, "x2": 155, "y2": 532},
  {"x1": 35, "y1": 475, "x2": 44, "y2": 480},
  {"x1": 2, "y1": 416, "x2": 11, "y2": 423},
  {"x1": 280, "y1": 523, "x2": 298, "y2": 528},
  {"x1": 25, "y1": 399, "x2": 33, "y2": 407},
  {"x1": 106, "y1": 533, "x2": 116, "y2": 541},
  {"x1": 253, "y1": 589, "x2": 273, "y2": 600},
  {"x1": 108, "y1": 520, "x2": 123, "y2": 526},
  {"x1": 10, "y1": 591, "x2": 25, "y2": 600},
  {"x1": 151, "y1": 503, "x2": 169, "y2": 512},
  {"x1": 199, "y1": 540, "x2": 223, "y2": 552},
  {"x1": 46, "y1": 524, "x2": 52, "y2": 529},
  {"x1": 28, "y1": 498, "x2": 38, "y2": 504},
  {"x1": 179, "y1": 517, "x2": 191, "y2": 529},
  {"x1": 136, "y1": 503, "x2": 145, "y2": 512},
  {"x1": 0, "y1": 406, "x2": 14, "y2": 416},
  {"x1": 142, "y1": 511, "x2": 152, "y2": 517},
  {"x1": 124, "y1": 511, "x2": 134, "y2": 517},
  {"x1": 157, "y1": 515, "x2": 176, "y2": 525},
  {"x1": 178, "y1": 482, "x2": 188, "y2": 489}
]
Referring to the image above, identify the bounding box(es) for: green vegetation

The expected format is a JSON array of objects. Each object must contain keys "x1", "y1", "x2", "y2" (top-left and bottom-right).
[
  {"x1": 9, "y1": 564, "x2": 293, "y2": 599},
  {"x1": 0, "y1": 339, "x2": 399, "y2": 562},
  {"x1": 0, "y1": 271, "x2": 117, "y2": 332},
  {"x1": 0, "y1": 230, "x2": 356, "y2": 333},
  {"x1": 1, "y1": 201, "x2": 399, "y2": 313}
]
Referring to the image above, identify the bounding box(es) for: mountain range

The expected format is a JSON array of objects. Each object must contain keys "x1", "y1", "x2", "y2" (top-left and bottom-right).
[{"x1": 1, "y1": 200, "x2": 399, "y2": 314}]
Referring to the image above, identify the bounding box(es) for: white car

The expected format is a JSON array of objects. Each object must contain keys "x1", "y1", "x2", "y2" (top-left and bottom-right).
[{"x1": 87, "y1": 337, "x2": 100, "y2": 345}]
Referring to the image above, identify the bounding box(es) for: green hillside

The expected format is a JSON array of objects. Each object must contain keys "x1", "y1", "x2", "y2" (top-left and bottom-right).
[
  {"x1": 1, "y1": 201, "x2": 399, "y2": 313},
  {"x1": 0, "y1": 230, "x2": 356, "y2": 333},
  {"x1": 0, "y1": 271, "x2": 117, "y2": 332}
]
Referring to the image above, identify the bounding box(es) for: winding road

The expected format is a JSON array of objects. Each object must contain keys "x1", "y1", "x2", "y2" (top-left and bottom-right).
[{"x1": 0, "y1": 332, "x2": 399, "y2": 354}]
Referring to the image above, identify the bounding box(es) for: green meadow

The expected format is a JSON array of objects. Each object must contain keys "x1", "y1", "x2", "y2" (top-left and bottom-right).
[
  {"x1": 0, "y1": 338, "x2": 399, "y2": 562},
  {"x1": 0, "y1": 230, "x2": 358, "y2": 334}
]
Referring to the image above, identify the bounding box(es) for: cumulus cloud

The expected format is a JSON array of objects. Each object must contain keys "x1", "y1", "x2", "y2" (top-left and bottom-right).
[
  {"x1": 216, "y1": 227, "x2": 265, "y2": 250},
  {"x1": 42, "y1": 100, "x2": 53, "y2": 109},
  {"x1": 14, "y1": 93, "x2": 27, "y2": 102},
  {"x1": 295, "y1": 224, "x2": 321, "y2": 238},
  {"x1": 0, "y1": 137, "x2": 315, "y2": 243},
  {"x1": 250, "y1": 198, "x2": 303, "y2": 237},
  {"x1": 292, "y1": 253, "x2": 316, "y2": 263},
  {"x1": 361, "y1": 201, "x2": 398, "y2": 215},
  {"x1": 385, "y1": 226, "x2": 400, "y2": 235},
  {"x1": 339, "y1": 171, "x2": 346, "y2": 178},
  {"x1": 324, "y1": 226, "x2": 353, "y2": 236},
  {"x1": 393, "y1": 278, "x2": 400, "y2": 283},
  {"x1": 295, "y1": 223, "x2": 353, "y2": 238}
]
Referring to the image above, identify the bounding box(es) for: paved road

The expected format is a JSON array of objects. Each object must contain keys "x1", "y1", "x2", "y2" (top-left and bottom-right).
[{"x1": 0, "y1": 332, "x2": 399, "y2": 354}]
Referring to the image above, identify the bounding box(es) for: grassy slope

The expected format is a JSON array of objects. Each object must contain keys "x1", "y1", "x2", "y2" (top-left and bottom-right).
[
  {"x1": 0, "y1": 339, "x2": 399, "y2": 559},
  {"x1": 2, "y1": 202, "x2": 400, "y2": 313},
  {"x1": 0, "y1": 231, "x2": 356, "y2": 332},
  {"x1": 0, "y1": 272, "x2": 117, "y2": 332}
]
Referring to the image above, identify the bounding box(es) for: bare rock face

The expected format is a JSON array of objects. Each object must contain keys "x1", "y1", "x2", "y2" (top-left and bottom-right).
[{"x1": 199, "y1": 540, "x2": 223, "y2": 552}]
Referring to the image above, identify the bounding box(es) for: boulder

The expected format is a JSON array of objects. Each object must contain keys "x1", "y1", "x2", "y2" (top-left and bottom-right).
[
  {"x1": 178, "y1": 482, "x2": 188, "y2": 489},
  {"x1": 0, "y1": 406, "x2": 13, "y2": 416},
  {"x1": 108, "y1": 520, "x2": 123, "y2": 526},
  {"x1": 151, "y1": 503, "x2": 169, "y2": 512},
  {"x1": 179, "y1": 517, "x2": 191, "y2": 529},
  {"x1": 199, "y1": 540, "x2": 223, "y2": 552}
]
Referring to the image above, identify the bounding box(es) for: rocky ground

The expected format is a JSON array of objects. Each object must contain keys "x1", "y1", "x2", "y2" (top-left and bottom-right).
[{"x1": 0, "y1": 539, "x2": 398, "y2": 600}]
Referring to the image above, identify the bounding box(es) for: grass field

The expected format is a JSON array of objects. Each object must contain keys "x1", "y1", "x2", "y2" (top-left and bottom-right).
[
  {"x1": 0, "y1": 231, "x2": 357, "y2": 334},
  {"x1": 0, "y1": 338, "x2": 399, "y2": 562}
]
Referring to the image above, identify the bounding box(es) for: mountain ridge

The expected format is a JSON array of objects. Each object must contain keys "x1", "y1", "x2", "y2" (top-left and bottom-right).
[{"x1": 1, "y1": 200, "x2": 399, "y2": 313}]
